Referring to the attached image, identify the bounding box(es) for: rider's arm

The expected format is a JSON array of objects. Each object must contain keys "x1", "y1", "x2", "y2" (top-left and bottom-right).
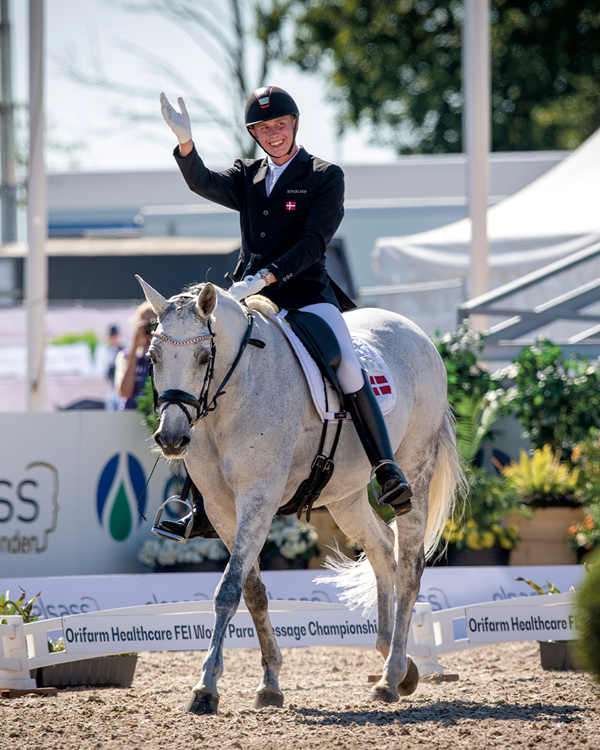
[
  {"x1": 264, "y1": 164, "x2": 344, "y2": 287},
  {"x1": 174, "y1": 144, "x2": 245, "y2": 212}
]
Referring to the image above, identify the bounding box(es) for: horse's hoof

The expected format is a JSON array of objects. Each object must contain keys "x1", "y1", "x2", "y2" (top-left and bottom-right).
[
  {"x1": 252, "y1": 689, "x2": 284, "y2": 709},
  {"x1": 186, "y1": 690, "x2": 219, "y2": 715},
  {"x1": 370, "y1": 685, "x2": 399, "y2": 704},
  {"x1": 397, "y1": 658, "x2": 419, "y2": 696}
]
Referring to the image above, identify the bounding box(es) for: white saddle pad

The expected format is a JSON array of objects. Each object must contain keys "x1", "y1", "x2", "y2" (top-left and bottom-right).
[{"x1": 267, "y1": 309, "x2": 396, "y2": 422}]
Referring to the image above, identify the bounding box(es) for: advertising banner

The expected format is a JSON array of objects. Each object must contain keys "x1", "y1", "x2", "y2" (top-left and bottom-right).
[
  {"x1": 0, "y1": 412, "x2": 179, "y2": 577},
  {"x1": 0, "y1": 565, "x2": 585, "y2": 621},
  {"x1": 61, "y1": 608, "x2": 378, "y2": 653},
  {"x1": 465, "y1": 604, "x2": 578, "y2": 643}
]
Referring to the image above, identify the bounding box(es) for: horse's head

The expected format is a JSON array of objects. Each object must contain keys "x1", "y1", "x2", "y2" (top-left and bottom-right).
[{"x1": 137, "y1": 275, "x2": 219, "y2": 458}]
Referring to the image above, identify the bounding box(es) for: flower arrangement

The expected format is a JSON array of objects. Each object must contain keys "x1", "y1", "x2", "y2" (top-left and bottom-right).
[
  {"x1": 567, "y1": 505, "x2": 600, "y2": 557},
  {"x1": 441, "y1": 468, "x2": 523, "y2": 552},
  {"x1": 138, "y1": 536, "x2": 230, "y2": 569},
  {"x1": 138, "y1": 515, "x2": 319, "y2": 569},
  {"x1": 260, "y1": 516, "x2": 319, "y2": 563}
]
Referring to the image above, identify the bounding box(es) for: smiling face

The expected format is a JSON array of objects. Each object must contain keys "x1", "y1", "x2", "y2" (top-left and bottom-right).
[{"x1": 250, "y1": 115, "x2": 298, "y2": 165}]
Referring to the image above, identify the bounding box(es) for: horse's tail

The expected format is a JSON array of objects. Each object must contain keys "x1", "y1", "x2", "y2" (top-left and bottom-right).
[
  {"x1": 319, "y1": 403, "x2": 464, "y2": 613},
  {"x1": 423, "y1": 404, "x2": 465, "y2": 559}
]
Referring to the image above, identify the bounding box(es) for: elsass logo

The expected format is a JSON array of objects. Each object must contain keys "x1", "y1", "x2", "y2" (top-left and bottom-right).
[{"x1": 96, "y1": 453, "x2": 147, "y2": 541}]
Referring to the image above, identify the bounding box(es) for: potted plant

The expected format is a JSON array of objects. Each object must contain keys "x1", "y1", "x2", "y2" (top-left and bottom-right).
[
  {"x1": 432, "y1": 394, "x2": 528, "y2": 566},
  {"x1": 502, "y1": 445, "x2": 584, "y2": 565},
  {"x1": 35, "y1": 636, "x2": 139, "y2": 689},
  {"x1": 567, "y1": 505, "x2": 600, "y2": 563},
  {"x1": 516, "y1": 577, "x2": 581, "y2": 671},
  {"x1": 567, "y1": 433, "x2": 600, "y2": 561},
  {"x1": 0, "y1": 589, "x2": 139, "y2": 689},
  {"x1": 437, "y1": 467, "x2": 525, "y2": 566},
  {"x1": 0, "y1": 588, "x2": 40, "y2": 625}
]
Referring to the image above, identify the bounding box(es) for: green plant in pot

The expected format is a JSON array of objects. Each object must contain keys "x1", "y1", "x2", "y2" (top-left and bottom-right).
[
  {"x1": 501, "y1": 444, "x2": 584, "y2": 565},
  {"x1": 436, "y1": 394, "x2": 527, "y2": 565},
  {"x1": 502, "y1": 445, "x2": 582, "y2": 508}
]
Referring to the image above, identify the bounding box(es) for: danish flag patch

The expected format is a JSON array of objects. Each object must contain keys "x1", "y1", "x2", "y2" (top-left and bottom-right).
[
  {"x1": 285, "y1": 201, "x2": 296, "y2": 211},
  {"x1": 370, "y1": 374, "x2": 392, "y2": 397}
]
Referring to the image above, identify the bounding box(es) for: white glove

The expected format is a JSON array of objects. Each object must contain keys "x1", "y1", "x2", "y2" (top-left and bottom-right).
[
  {"x1": 160, "y1": 92, "x2": 192, "y2": 144},
  {"x1": 229, "y1": 275, "x2": 266, "y2": 302}
]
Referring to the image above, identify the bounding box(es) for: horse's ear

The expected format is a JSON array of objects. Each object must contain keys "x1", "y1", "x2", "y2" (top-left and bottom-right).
[
  {"x1": 136, "y1": 275, "x2": 169, "y2": 317},
  {"x1": 197, "y1": 283, "x2": 217, "y2": 318}
]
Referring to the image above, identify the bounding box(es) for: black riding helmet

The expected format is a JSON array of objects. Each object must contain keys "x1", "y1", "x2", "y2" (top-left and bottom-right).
[{"x1": 245, "y1": 86, "x2": 300, "y2": 158}]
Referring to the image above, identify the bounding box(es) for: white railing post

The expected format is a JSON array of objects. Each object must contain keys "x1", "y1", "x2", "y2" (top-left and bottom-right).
[
  {"x1": 409, "y1": 602, "x2": 443, "y2": 675},
  {"x1": 0, "y1": 616, "x2": 37, "y2": 690}
]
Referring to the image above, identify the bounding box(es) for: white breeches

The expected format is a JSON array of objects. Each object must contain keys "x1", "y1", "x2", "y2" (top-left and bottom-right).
[{"x1": 299, "y1": 302, "x2": 364, "y2": 394}]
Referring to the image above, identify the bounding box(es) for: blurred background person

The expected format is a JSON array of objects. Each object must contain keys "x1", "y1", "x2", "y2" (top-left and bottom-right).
[
  {"x1": 104, "y1": 324, "x2": 123, "y2": 410},
  {"x1": 114, "y1": 302, "x2": 156, "y2": 410}
]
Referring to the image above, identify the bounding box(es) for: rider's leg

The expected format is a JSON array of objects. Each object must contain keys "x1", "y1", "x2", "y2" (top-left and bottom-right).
[{"x1": 299, "y1": 303, "x2": 412, "y2": 514}]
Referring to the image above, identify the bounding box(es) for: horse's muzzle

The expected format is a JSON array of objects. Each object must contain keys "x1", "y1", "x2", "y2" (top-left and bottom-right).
[{"x1": 154, "y1": 431, "x2": 191, "y2": 457}]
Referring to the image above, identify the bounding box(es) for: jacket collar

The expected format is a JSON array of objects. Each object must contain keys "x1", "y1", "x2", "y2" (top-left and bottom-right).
[{"x1": 252, "y1": 147, "x2": 309, "y2": 202}]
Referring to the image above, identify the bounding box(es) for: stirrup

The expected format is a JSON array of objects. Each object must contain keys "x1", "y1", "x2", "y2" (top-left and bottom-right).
[
  {"x1": 152, "y1": 495, "x2": 195, "y2": 543},
  {"x1": 370, "y1": 460, "x2": 413, "y2": 515}
]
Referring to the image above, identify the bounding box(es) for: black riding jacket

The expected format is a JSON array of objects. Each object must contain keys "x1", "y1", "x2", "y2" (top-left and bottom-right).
[{"x1": 174, "y1": 145, "x2": 355, "y2": 311}]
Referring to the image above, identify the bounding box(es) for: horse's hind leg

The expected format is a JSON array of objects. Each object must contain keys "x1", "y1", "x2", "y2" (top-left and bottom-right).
[
  {"x1": 371, "y1": 450, "x2": 437, "y2": 704},
  {"x1": 243, "y1": 567, "x2": 284, "y2": 708},
  {"x1": 327, "y1": 488, "x2": 396, "y2": 661}
]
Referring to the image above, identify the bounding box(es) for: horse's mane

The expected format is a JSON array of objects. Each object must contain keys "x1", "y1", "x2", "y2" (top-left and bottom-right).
[
  {"x1": 245, "y1": 295, "x2": 280, "y2": 316},
  {"x1": 168, "y1": 284, "x2": 280, "y2": 318}
]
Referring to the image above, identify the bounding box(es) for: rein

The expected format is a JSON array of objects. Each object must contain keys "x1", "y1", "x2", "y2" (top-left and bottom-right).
[{"x1": 149, "y1": 310, "x2": 255, "y2": 427}]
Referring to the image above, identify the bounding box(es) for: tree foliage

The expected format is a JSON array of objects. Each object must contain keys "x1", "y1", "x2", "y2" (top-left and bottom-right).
[
  {"x1": 57, "y1": 0, "x2": 292, "y2": 159},
  {"x1": 286, "y1": 0, "x2": 600, "y2": 153}
]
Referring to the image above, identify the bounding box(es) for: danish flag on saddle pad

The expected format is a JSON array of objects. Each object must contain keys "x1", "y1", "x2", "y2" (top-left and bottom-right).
[
  {"x1": 370, "y1": 374, "x2": 392, "y2": 397},
  {"x1": 285, "y1": 201, "x2": 296, "y2": 211}
]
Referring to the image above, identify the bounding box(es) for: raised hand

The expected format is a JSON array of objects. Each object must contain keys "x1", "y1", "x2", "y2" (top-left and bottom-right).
[{"x1": 160, "y1": 92, "x2": 192, "y2": 144}]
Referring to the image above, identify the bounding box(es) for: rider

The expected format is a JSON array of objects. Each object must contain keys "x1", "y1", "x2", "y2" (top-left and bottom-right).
[{"x1": 158, "y1": 86, "x2": 413, "y2": 538}]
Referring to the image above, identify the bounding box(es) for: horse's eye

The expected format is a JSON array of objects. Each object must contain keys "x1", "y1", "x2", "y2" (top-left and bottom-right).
[{"x1": 198, "y1": 351, "x2": 209, "y2": 365}]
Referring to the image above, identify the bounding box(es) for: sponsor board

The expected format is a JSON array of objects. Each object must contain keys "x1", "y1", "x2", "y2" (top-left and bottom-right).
[
  {"x1": 0, "y1": 565, "x2": 585, "y2": 621},
  {"x1": 466, "y1": 604, "x2": 578, "y2": 643},
  {"x1": 62, "y1": 609, "x2": 378, "y2": 652},
  {"x1": 0, "y1": 412, "x2": 179, "y2": 576}
]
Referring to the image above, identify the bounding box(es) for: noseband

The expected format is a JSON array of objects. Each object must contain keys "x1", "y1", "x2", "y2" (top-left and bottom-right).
[{"x1": 149, "y1": 311, "x2": 254, "y2": 427}]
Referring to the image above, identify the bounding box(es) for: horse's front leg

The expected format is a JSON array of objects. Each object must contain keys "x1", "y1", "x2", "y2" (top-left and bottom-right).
[
  {"x1": 186, "y1": 499, "x2": 279, "y2": 715},
  {"x1": 243, "y1": 567, "x2": 284, "y2": 708}
]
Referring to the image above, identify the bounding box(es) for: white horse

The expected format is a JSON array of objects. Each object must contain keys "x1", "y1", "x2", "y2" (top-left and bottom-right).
[{"x1": 138, "y1": 277, "x2": 462, "y2": 715}]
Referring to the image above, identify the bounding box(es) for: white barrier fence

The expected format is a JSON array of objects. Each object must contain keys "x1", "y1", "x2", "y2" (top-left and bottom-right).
[{"x1": 0, "y1": 593, "x2": 577, "y2": 691}]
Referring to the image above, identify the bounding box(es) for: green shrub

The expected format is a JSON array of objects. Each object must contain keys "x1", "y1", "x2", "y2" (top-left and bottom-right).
[
  {"x1": 136, "y1": 377, "x2": 159, "y2": 434},
  {"x1": 506, "y1": 338, "x2": 600, "y2": 460},
  {"x1": 575, "y1": 553, "x2": 600, "y2": 681},
  {"x1": 48, "y1": 330, "x2": 100, "y2": 355},
  {"x1": 432, "y1": 323, "x2": 500, "y2": 410}
]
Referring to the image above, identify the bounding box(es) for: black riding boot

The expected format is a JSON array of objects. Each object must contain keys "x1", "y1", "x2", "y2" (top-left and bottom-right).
[
  {"x1": 345, "y1": 371, "x2": 413, "y2": 515},
  {"x1": 155, "y1": 481, "x2": 219, "y2": 540}
]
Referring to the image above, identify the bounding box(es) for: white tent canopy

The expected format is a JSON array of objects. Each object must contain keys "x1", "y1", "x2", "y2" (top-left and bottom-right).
[{"x1": 373, "y1": 128, "x2": 600, "y2": 293}]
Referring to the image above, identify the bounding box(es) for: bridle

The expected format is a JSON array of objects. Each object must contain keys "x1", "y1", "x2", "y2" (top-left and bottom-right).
[{"x1": 149, "y1": 309, "x2": 254, "y2": 427}]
